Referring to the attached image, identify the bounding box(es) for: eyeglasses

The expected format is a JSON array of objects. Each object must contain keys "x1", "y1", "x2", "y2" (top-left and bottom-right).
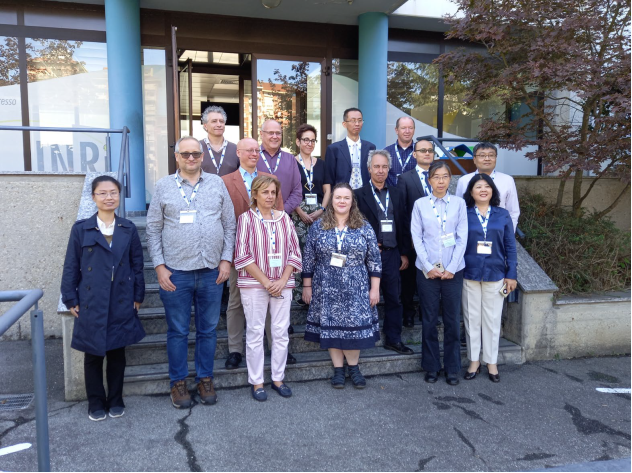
[
  {"x1": 345, "y1": 119, "x2": 364, "y2": 125},
  {"x1": 475, "y1": 154, "x2": 497, "y2": 159},
  {"x1": 300, "y1": 138, "x2": 318, "y2": 145},
  {"x1": 238, "y1": 148, "x2": 261, "y2": 154},
  {"x1": 94, "y1": 191, "x2": 120, "y2": 198},
  {"x1": 261, "y1": 131, "x2": 282, "y2": 136},
  {"x1": 415, "y1": 148, "x2": 434, "y2": 154},
  {"x1": 178, "y1": 152, "x2": 203, "y2": 160}
]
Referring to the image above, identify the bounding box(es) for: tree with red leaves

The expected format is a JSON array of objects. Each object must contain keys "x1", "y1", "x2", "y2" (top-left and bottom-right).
[{"x1": 435, "y1": 0, "x2": 630, "y2": 218}]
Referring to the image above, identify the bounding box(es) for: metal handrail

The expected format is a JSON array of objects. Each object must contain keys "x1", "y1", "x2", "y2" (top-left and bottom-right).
[
  {"x1": 0, "y1": 290, "x2": 49, "y2": 472},
  {"x1": 0, "y1": 125, "x2": 131, "y2": 216},
  {"x1": 416, "y1": 135, "x2": 468, "y2": 174}
]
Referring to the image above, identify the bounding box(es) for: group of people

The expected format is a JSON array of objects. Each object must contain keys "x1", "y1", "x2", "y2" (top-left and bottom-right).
[{"x1": 61, "y1": 105, "x2": 520, "y2": 421}]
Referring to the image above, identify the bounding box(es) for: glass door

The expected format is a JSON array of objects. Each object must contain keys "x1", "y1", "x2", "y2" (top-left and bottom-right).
[{"x1": 252, "y1": 56, "x2": 324, "y2": 157}]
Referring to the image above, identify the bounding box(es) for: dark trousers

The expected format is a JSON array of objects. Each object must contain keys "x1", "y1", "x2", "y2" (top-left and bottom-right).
[
  {"x1": 84, "y1": 347, "x2": 126, "y2": 413},
  {"x1": 380, "y1": 248, "x2": 403, "y2": 345},
  {"x1": 401, "y1": 249, "x2": 419, "y2": 322},
  {"x1": 416, "y1": 269, "x2": 464, "y2": 373}
]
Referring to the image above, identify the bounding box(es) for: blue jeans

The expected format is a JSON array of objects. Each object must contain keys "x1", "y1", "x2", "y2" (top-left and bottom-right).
[{"x1": 160, "y1": 267, "x2": 222, "y2": 386}]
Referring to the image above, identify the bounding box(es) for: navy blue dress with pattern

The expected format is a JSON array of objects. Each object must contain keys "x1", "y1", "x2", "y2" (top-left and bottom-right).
[{"x1": 303, "y1": 219, "x2": 382, "y2": 349}]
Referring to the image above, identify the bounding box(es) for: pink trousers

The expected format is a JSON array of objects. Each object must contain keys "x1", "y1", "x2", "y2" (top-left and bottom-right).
[{"x1": 240, "y1": 287, "x2": 291, "y2": 385}]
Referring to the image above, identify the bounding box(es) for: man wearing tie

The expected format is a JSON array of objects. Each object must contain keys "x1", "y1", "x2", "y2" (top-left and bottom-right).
[
  {"x1": 355, "y1": 150, "x2": 414, "y2": 355},
  {"x1": 397, "y1": 139, "x2": 435, "y2": 327},
  {"x1": 323, "y1": 108, "x2": 376, "y2": 196},
  {"x1": 384, "y1": 116, "x2": 417, "y2": 187}
]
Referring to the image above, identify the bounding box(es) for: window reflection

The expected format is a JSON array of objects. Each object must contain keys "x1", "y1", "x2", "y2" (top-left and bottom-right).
[{"x1": 0, "y1": 36, "x2": 24, "y2": 170}]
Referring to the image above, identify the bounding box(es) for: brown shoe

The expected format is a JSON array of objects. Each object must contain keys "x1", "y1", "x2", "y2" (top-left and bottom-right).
[
  {"x1": 170, "y1": 380, "x2": 193, "y2": 409},
  {"x1": 197, "y1": 377, "x2": 217, "y2": 405}
]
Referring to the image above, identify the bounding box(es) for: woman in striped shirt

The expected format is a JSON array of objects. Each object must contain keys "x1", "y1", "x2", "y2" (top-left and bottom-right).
[{"x1": 234, "y1": 175, "x2": 302, "y2": 401}]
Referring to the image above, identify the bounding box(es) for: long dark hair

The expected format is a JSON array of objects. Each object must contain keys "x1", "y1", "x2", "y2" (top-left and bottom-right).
[{"x1": 463, "y1": 173, "x2": 501, "y2": 208}]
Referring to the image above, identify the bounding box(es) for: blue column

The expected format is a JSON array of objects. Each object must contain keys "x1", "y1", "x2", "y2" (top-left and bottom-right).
[
  {"x1": 358, "y1": 12, "x2": 388, "y2": 149},
  {"x1": 105, "y1": 0, "x2": 146, "y2": 212}
]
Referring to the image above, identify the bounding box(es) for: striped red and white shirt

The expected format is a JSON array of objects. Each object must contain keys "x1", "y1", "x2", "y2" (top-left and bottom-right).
[{"x1": 234, "y1": 209, "x2": 302, "y2": 288}]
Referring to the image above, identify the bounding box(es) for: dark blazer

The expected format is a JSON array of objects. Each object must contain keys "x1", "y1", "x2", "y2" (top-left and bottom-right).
[
  {"x1": 397, "y1": 167, "x2": 430, "y2": 225},
  {"x1": 354, "y1": 183, "x2": 412, "y2": 257},
  {"x1": 324, "y1": 138, "x2": 376, "y2": 186},
  {"x1": 61, "y1": 213, "x2": 145, "y2": 357},
  {"x1": 463, "y1": 206, "x2": 517, "y2": 282}
]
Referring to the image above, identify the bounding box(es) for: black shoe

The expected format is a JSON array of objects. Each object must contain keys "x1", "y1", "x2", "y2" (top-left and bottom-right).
[
  {"x1": 286, "y1": 352, "x2": 297, "y2": 364},
  {"x1": 331, "y1": 367, "x2": 345, "y2": 389},
  {"x1": 225, "y1": 352, "x2": 242, "y2": 370},
  {"x1": 288, "y1": 325, "x2": 294, "y2": 335},
  {"x1": 464, "y1": 366, "x2": 481, "y2": 380},
  {"x1": 347, "y1": 365, "x2": 366, "y2": 389},
  {"x1": 403, "y1": 318, "x2": 415, "y2": 328},
  {"x1": 446, "y1": 372, "x2": 460, "y2": 386},
  {"x1": 424, "y1": 371, "x2": 438, "y2": 383},
  {"x1": 383, "y1": 341, "x2": 414, "y2": 355},
  {"x1": 488, "y1": 371, "x2": 500, "y2": 383}
]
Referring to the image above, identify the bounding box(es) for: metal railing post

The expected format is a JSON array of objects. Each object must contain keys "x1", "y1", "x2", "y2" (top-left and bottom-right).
[
  {"x1": 30, "y1": 302, "x2": 50, "y2": 472},
  {"x1": 417, "y1": 135, "x2": 468, "y2": 175},
  {"x1": 105, "y1": 133, "x2": 112, "y2": 173},
  {"x1": 116, "y1": 127, "x2": 129, "y2": 217}
]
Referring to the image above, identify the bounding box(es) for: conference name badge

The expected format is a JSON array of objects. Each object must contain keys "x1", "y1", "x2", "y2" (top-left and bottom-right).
[
  {"x1": 477, "y1": 241, "x2": 492, "y2": 255},
  {"x1": 440, "y1": 233, "x2": 456, "y2": 248},
  {"x1": 305, "y1": 193, "x2": 317, "y2": 205},
  {"x1": 268, "y1": 253, "x2": 283, "y2": 268},
  {"x1": 380, "y1": 219, "x2": 393, "y2": 233},
  {"x1": 179, "y1": 210, "x2": 197, "y2": 224},
  {"x1": 330, "y1": 252, "x2": 347, "y2": 268}
]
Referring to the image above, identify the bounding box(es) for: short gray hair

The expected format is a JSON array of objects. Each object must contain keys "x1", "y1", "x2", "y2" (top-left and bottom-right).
[
  {"x1": 201, "y1": 105, "x2": 227, "y2": 124},
  {"x1": 367, "y1": 149, "x2": 392, "y2": 170},
  {"x1": 175, "y1": 136, "x2": 203, "y2": 153}
]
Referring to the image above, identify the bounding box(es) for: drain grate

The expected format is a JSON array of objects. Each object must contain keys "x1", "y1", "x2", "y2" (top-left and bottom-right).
[{"x1": 0, "y1": 393, "x2": 35, "y2": 411}]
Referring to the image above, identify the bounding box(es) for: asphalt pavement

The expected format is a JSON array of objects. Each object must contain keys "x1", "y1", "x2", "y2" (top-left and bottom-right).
[{"x1": 0, "y1": 339, "x2": 630, "y2": 472}]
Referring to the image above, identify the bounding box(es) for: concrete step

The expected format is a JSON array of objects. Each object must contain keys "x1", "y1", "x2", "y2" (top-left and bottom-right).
[
  {"x1": 126, "y1": 322, "x2": 428, "y2": 366},
  {"x1": 122, "y1": 338, "x2": 523, "y2": 396}
]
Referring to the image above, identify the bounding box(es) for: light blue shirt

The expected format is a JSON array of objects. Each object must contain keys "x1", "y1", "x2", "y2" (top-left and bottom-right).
[
  {"x1": 410, "y1": 192, "x2": 468, "y2": 275},
  {"x1": 239, "y1": 166, "x2": 258, "y2": 197}
]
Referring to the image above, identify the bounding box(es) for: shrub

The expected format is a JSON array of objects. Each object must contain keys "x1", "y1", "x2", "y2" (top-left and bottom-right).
[{"x1": 518, "y1": 193, "x2": 631, "y2": 294}]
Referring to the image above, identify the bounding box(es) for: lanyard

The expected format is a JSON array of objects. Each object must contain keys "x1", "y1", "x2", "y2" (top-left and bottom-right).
[
  {"x1": 475, "y1": 206, "x2": 491, "y2": 240},
  {"x1": 335, "y1": 225, "x2": 348, "y2": 252},
  {"x1": 395, "y1": 146, "x2": 413, "y2": 171},
  {"x1": 242, "y1": 169, "x2": 258, "y2": 197},
  {"x1": 415, "y1": 167, "x2": 431, "y2": 196},
  {"x1": 431, "y1": 193, "x2": 450, "y2": 234},
  {"x1": 255, "y1": 208, "x2": 276, "y2": 252},
  {"x1": 260, "y1": 150, "x2": 280, "y2": 175},
  {"x1": 204, "y1": 138, "x2": 227, "y2": 173},
  {"x1": 175, "y1": 171, "x2": 200, "y2": 207},
  {"x1": 370, "y1": 182, "x2": 390, "y2": 218},
  {"x1": 297, "y1": 155, "x2": 314, "y2": 191}
]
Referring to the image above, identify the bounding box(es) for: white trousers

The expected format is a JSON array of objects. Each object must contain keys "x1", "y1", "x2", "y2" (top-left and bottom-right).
[
  {"x1": 461, "y1": 279, "x2": 504, "y2": 364},
  {"x1": 240, "y1": 287, "x2": 291, "y2": 385}
]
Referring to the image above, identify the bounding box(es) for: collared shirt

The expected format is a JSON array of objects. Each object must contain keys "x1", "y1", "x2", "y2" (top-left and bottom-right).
[
  {"x1": 96, "y1": 215, "x2": 115, "y2": 236},
  {"x1": 346, "y1": 136, "x2": 363, "y2": 189},
  {"x1": 146, "y1": 170, "x2": 236, "y2": 271},
  {"x1": 239, "y1": 166, "x2": 258, "y2": 198},
  {"x1": 384, "y1": 141, "x2": 416, "y2": 187},
  {"x1": 410, "y1": 193, "x2": 468, "y2": 274},
  {"x1": 455, "y1": 170, "x2": 520, "y2": 232},
  {"x1": 256, "y1": 147, "x2": 303, "y2": 214},
  {"x1": 372, "y1": 183, "x2": 397, "y2": 248}
]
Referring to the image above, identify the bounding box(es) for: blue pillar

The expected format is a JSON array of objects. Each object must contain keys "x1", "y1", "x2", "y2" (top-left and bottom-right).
[
  {"x1": 358, "y1": 12, "x2": 388, "y2": 149},
  {"x1": 105, "y1": 0, "x2": 146, "y2": 212}
]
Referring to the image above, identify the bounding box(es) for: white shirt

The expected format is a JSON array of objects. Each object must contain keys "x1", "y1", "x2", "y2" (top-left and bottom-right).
[
  {"x1": 455, "y1": 170, "x2": 520, "y2": 231},
  {"x1": 96, "y1": 215, "x2": 115, "y2": 236}
]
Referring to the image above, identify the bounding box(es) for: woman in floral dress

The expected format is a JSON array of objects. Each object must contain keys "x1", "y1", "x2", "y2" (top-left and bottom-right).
[{"x1": 302, "y1": 183, "x2": 381, "y2": 389}]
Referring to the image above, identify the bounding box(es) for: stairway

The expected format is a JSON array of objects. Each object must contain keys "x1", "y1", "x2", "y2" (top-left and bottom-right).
[{"x1": 123, "y1": 218, "x2": 523, "y2": 396}]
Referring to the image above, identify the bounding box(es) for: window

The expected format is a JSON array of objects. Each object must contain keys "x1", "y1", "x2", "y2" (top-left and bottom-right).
[{"x1": 0, "y1": 36, "x2": 24, "y2": 171}]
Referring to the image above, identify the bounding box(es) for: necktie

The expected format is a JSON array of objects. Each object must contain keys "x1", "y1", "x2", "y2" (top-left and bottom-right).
[{"x1": 350, "y1": 143, "x2": 362, "y2": 189}]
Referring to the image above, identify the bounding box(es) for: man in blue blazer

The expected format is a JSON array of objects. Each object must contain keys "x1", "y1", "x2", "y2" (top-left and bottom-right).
[{"x1": 324, "y1": 107, "x2": 376, "y2": 196}]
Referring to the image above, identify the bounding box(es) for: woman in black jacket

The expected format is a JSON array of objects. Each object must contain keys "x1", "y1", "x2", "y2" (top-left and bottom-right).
[{"x1": 61, "y1": 176, "x2": 145, "y2": 421}]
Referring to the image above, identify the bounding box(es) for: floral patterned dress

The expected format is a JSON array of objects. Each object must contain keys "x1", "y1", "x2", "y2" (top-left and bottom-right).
[{"x1": 303, "y1": 219, "x2": 382, "y2": 349}]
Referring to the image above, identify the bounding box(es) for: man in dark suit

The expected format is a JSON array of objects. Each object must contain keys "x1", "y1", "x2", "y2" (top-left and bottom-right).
[
  {"x1": 397, "y1": 139, "x2": 435, "y2": 327},
  {"x1": 324, "y1": 107, "x2": 376, "y2": 196},
  {"x1": 355, "y1": 149, "x2": 413, "y2": 355}
]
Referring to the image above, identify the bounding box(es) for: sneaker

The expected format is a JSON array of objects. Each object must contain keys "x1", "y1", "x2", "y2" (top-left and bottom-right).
[
  {"x1": 170, "y1": 380, "x2": 193, "y2": 409},
  {"x1": 108, "y1": 406, "x2": 125, "y2": 418},
  {"x1": 88, "y1": 410, "x2": 107, "y2": 421},
  {"x1": 197, "y1": 377, "x2": 218, "y2": 405},
  {"x1": 224, "y1": 352, "x2": 242, "y2": 370}
]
